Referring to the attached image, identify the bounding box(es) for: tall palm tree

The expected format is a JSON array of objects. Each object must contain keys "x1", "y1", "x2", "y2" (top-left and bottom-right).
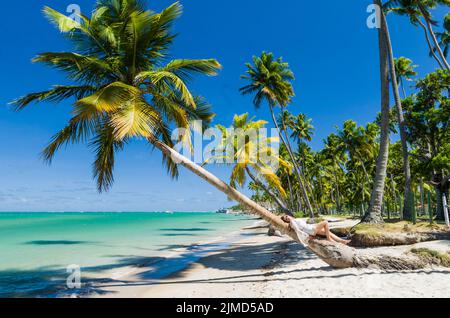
[
  {"x1": 394, "y1": 57, "x2": 418, "y2": 98},
  {"x1": 240, "y1": 52, "x2": 314, "y2": 217},
  {"x1": 379, "y1": 1, "x2": 415, "y2": 220},
  {"x1": 386, "y1": 0, "x2": 450, "y2": 71},
  {"x1": 208, "y1": 113, "x2": 292, "y2": 214},
  {"x1": 12, "y1": 0, "x2": 302, "y2": 249},
  {"x1": 11, "y1": 0, "x2": 387, "y2": 269},
  {"x1": 323, "y1": 134, "x2": 347, "y2": 213},
  {"x1": 364, "y1": 0, "x2": 391, "y2": 224}
]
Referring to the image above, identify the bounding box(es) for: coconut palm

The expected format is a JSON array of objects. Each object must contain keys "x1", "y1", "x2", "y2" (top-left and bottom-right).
[
  {"x1": 385, "y1": 0, "x2": 450, "y2": 71},
  {"x1": 378, "y1": 1, "x2": 415, "y2": 220},
  {"x1": 365, "y1": 2, "x2": 391, "y2": 224},
  {"x1": 12, "y1": 0, "x2": 305, "y2": 253},
  {"x1": 277, "y1": 110, "x2": 295, "y2": 132},
  {"x1": 12, "y1": 0, "x2": 401, "y2": 270},
  {"x1": 394, "y1": 57, "x2": 418, "y2": 98},
  {"x1": 323, "y1": 134, "x2": 347, "y2": 213},
  {"x1": 240, "y1": 52, "x2": 314, "y2": 217},
  {"x1": 336, "y1": 121, "x2": 379, "y2": 216},
  {"x1": 290, "y1": 114, "x2": 314, "y2": 143},
  {"x1": 207, "y1": 113, "x2": 292, "y2": 214},
  {"x1": 435, "y1": 13, "x2": 450, "y2": 58}
]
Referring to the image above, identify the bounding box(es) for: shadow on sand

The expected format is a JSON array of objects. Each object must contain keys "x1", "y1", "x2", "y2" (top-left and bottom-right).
[{"x1": 4, "y1": 239, "x2": 449, "y2": 298}]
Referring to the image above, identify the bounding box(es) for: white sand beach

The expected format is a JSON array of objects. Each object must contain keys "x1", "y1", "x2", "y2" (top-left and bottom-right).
[{"x1": 92, "y1": 224, "x2": 450, "y2": 298}]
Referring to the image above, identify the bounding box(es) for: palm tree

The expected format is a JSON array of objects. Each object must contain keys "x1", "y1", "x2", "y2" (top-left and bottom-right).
[
  {"x1": 364, "y1": 0, "x2": 391, "y2": 224},
  {"x1": 280, "y1": 112, "x2": 316, "y2": 212},
  {"x1": 323, "y1": 135, "x2": 347, "y2": 213},
  {"x1": 208, "y1": 113, "x2": 292, "y2": 214},
  {"x1": 415, "y1": 0, "x2": 450, "y2": 71},
  {"x1": 379, "y1": 1, "x2": 415, "y2": 221},
  {"x1": 337, "y1": 121, "x2": 376, "y2": 186},
  {"x1": 435, "y1": 13, "x2": 450, "y2": 58},
  {"x1": 240, "y1": 52, "x2": 314, "y2": 217},
  {"x1": 12, "y1": 0, "x2": 402, "y2": 270},
  {"x1": 386, "y1": 0, "x2": 450, "y2": 71},
  {"x1": 394, "y1": 57, "x2": 418, "y2": 98},
  {"x1": 12, "y1": 0, "x2": 298, "y2": 245},
  {"x1": 290, "y1": 114, "x2": 314, "y2": 143},
  {"x1": 336, "y1": 121, "x2": 379, "y2": 216}
]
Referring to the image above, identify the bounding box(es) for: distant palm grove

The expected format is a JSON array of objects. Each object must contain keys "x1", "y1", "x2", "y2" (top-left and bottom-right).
[{"x1": 13, "y1": 0, "x2": 449, "y2": 236}]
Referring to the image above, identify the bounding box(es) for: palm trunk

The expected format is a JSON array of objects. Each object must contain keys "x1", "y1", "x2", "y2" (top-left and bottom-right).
[
  {"x1": 279, "y1": 109, "x2": 316, "y2": 217},
  {"x1": 318, "y1": 175, "x2": 324, "y2": 213},
  {"x1": 436, "y1": 187, "x2": 445, "y2": 221},
  {"x1": 418, "y1": 4, "x2": 450, "y2": 72},
  {"x1": 391, "y1": 173, "x2": 398, "y2": 215},
  {"x1": 268, "y1": 104, "x2": 314, "y2": 217},
  {"x1": 335, "y1": 173, "x2": 342, "y2": 213},
  {"x1": 417, "y1": 19, "x2": 446, "y2": 70},
  {"x1": 420, "y1": 178, "x2": 425, "y2": 216},
  {"x1": 400, "y1": 77, "x2": 407, "y2": 99},
  {"x1": 286, "y1": 174, "x2": 295, "y2": 211},
  {"x1": 381, "y1": 6, "x2": 413, "y2": 221},
  {"x1": 364, "y1": 2, "x2": 390, "y2": 224},
  {"x1": 357, "y1": 155, "x2": 371, "y2": 186},
  {"x1": 245, "y1": 166, "x2": 292, "y2": 215},
  {"x1": 149, "y1": 137, "x2": 435, "y2": 270}
]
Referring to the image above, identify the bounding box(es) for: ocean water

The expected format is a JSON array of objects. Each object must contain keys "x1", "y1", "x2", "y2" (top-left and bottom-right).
[{"x1": 0, "y1": 212, "x2": 256, "y2": 297}]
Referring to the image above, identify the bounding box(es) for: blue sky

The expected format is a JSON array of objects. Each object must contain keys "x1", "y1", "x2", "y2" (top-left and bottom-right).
[{"x1": 0, "y1": 0, "x2": 447, "y2": 212}]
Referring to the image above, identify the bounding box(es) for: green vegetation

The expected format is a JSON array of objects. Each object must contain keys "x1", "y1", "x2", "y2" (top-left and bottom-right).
[
  {"x1": 411, "y1": 248, "x2": 450, "y2": 267},
  {"x1": 354, "y1": 221, "x2": 450, "y2": 235}
]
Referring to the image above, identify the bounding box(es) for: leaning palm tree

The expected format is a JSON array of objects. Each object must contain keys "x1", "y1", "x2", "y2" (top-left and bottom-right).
[
  {"x1": 240, "y1": 52, "x2": 314, "y2": 217},
  {"x1": 206, "y1": 113, "x2": 292, "y2": 214},
  {"x1": 394, "y1": 57, "x2": 418, "y2": 98},
  {"x1": 12, "y1": 0, "x2": 424, "y2": 270},
  {"x1": 13, "y1": 0, "x2": 348, "y2": 264}
]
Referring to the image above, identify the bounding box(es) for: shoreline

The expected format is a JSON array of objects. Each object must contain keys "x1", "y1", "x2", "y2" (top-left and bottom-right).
[
  {"x1": 80, "y1": 220, "x2": 261, "y2": 298},
  {"x1": 90, "y1": 223, "x2": 450, "y2": 298},
  {"x1": 0, "y1": 212, "x2": 258, "y2": 298}
]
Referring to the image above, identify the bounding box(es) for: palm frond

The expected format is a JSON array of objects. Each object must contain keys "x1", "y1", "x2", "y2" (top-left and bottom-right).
[
  {"x1": 33, "y1": 52, "x2": 116, "y2": 84},
  {"x1": 12, "y1": 85, "x2": 97, "y2": 110},
  {"x1": 162, "y1": 59, "x2": 222, "y2": 81},
  {"x1": 90, "y1": 123, "x2": 125, "y2": 193},
  {"x1": 136, "y1": 70, "x2": 196, "y2": 108}
]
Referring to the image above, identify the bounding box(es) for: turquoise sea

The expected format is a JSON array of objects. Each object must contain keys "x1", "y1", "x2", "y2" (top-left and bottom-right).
[{"x1": 0, "y1": 212, "x2": 256, "y2": 297}]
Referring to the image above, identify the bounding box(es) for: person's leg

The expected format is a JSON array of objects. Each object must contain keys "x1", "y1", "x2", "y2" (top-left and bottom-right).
[
  {"x1": 329, "y1": 232, "x2": 351, "y2": 245},
  {"x1": 315, "y1": 222, "x2": 351, "y2": 245},
  {"x1": 314, "y1": 222, "x2": 332, "y2": 242}
]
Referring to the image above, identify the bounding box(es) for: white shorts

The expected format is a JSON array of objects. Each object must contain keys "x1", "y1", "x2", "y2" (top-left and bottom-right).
[{"x1": 295, "y1": 219, "x2": 317, "y2": 236}]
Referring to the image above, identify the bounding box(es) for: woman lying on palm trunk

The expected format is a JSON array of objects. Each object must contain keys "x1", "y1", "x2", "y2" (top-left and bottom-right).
[{"x1": 281, "y1": 215, "x2": 351, "y2": 245}]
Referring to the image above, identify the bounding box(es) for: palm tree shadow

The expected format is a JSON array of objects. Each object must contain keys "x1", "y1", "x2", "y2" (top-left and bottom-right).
[{"x1": 6, "y1": 239, "x2": 449, "y2": 298}]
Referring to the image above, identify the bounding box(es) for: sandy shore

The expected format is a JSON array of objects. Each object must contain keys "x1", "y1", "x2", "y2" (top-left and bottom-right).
[{"x1": 92, "y1": 225, "x2": 450, "y2": 298}]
